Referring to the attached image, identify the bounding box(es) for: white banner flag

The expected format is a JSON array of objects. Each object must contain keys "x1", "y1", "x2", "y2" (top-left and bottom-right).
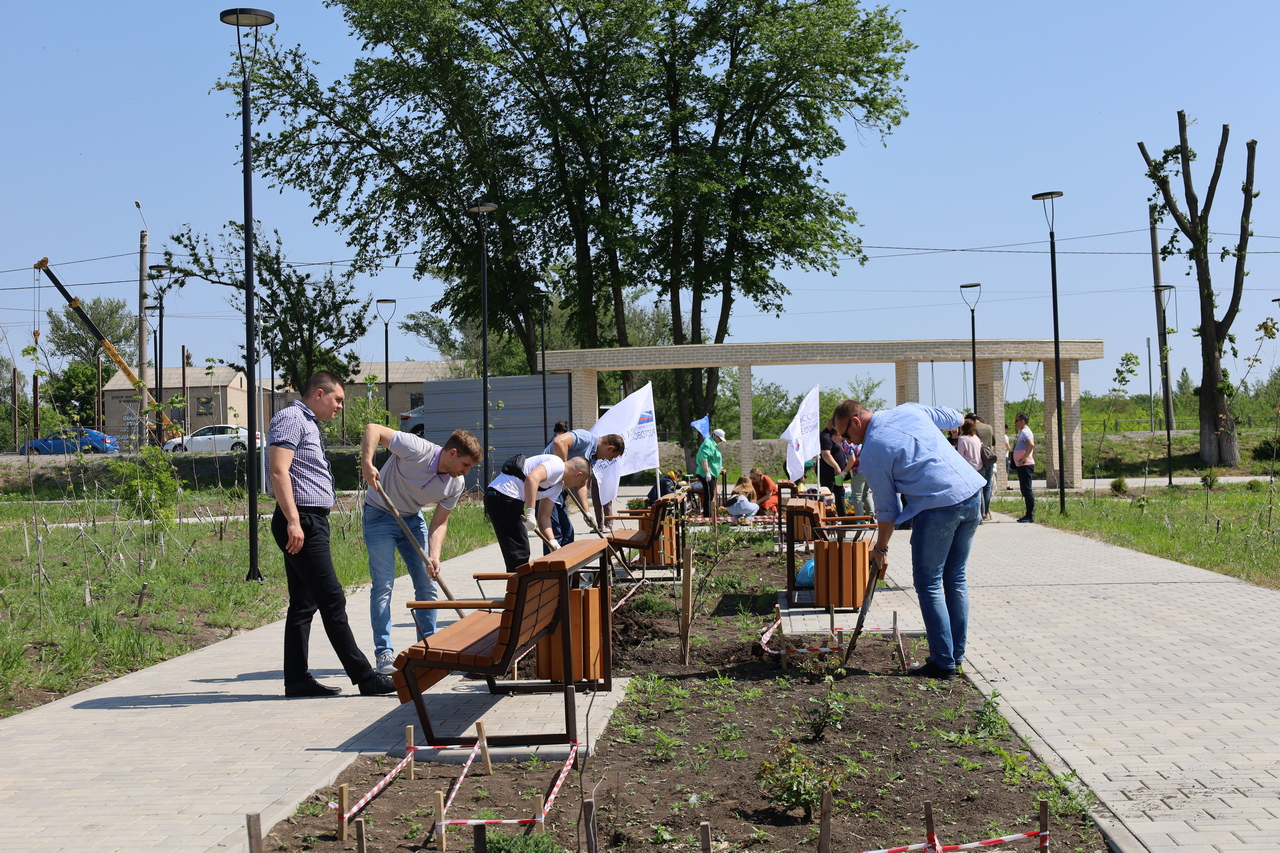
[
  {"x1": 780, "y1": 384, "x2": 822, "y2": 482},
  {"x1": 591, "y1": 382, "x2": 659, "y2": 506}
]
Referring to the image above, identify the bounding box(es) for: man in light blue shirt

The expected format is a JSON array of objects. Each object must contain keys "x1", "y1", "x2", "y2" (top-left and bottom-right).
[{"x1": 833, "y1": 400, "x2": 986, "y2": 680}]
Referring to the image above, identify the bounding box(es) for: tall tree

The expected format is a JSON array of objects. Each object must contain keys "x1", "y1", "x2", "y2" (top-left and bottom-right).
[
  {"x1": 166, "y1": 223, "x2": 372, "y2": 392},
  {"x1": 43, "y1": 296, "x2": 136, "y2": 371},
  {"x1": 243, "y1": 0, "x2": 910, "y2": 421},
  {"x1": 1139, "y1": 111, "x2": 1258, "y2": 466}
]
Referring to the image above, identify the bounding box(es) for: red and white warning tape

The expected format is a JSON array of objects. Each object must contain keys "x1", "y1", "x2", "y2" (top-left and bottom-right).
[
  {"x1": 759, "y1": 617, "x2": 893, "y2": 656},
  {"x1": 442, "y1": 740, "x2": 484, "y2": 815},
  {"x1": 336, "y1": 750, "x2": 416, "y2": 822},
  {"x1": 435, "y1": 742, "x2": 580, "y2": 829},
  {"x1": 852, "y1": 826, "x2": 1048, "y2": 853}
]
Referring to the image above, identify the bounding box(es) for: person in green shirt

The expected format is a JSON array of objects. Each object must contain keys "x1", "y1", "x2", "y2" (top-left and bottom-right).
[{"x1": 695, "y1": 428, "x2": 725, "y2": 516}]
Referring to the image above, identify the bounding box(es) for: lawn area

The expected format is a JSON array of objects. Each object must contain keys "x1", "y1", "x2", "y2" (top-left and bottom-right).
[
  {"x1": 992, "y1": 480, "x2": 1280, "y2": 589},
  {"x1": 0, "y1": 497, "x2": 495, "y2": 716}
]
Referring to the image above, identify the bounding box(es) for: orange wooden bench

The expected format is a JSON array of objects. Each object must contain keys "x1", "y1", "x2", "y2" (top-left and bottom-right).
[
  {"x1": 606, "y1": 494, "x2": 679, "y2": 579},
  {"x1": 392, "y1": 539, "x2": 609, "y2": 746},
  {"x1": 784, "y1": 498, "x2": 875, "y2": 607}
]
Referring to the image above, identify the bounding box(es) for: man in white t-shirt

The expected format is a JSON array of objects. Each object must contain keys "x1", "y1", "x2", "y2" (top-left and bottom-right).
[
  {"x1": 484, "y1": 454, "x2": 591, "y2": 570},
  {"x1": 1012, "y1": 412, "x2": 1036, "y2": 523},
  {"x1": 361, "y1": 425, "x2": 482, "y2": 673}
]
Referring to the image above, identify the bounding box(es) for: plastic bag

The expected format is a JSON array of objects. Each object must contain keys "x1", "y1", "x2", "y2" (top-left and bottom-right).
[{"x1": 796, "y1": 558, "x2": 815, "y2": 588}]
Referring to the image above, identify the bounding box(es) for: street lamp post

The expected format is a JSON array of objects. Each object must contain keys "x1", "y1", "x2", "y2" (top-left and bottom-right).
[
  {"x1": 221, "y1": 7, "x2": 275, "y2": 582},
  {"x1": 539, "y1": 288, "x2": 549, "y2": 446},
  {"x1": 467, "y1": 200, "x2": 498, "y2": 485},
  {"x1": 1032, "y1": 191, "x2": 1067, "y2": 516},
  {"x1": 1156, "y1": 285, "x2": 1176, "y2": 485},
  {"x1": 376, "y1": 299, "x2": 397, "y2": 424},
  {"x1": 960, "y1": 283, "x2": 981, "y2": 415},
  {"x1": 148, "y1": 264, "x2": 174, "y2": 432}
]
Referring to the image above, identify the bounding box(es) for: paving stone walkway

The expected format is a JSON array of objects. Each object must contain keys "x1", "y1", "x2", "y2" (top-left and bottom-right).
[{"x1": 3, "y1": 499, "x2": 1278, "y2": 852}]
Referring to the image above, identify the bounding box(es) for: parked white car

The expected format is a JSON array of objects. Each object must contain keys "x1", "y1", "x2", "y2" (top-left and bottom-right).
[{"x1": 163, "y1": 425, "x2": 259, "y2": 453}]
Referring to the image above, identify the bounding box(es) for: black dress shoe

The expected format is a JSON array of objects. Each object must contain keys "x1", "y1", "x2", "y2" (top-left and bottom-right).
[
  {"x1": 358, "y1": 672, "x2": 397, "y2": 696},
  {"x1": 285, "y1": 677, "x2": 342, "y2": 697}
]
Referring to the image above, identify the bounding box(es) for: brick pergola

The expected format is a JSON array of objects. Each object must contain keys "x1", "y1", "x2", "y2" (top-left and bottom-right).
[{"x1": 541, "y1": 339, "x2": 1105, "y2": 488}]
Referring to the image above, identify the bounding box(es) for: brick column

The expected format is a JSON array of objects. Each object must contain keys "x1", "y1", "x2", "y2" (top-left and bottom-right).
[
  {"x1": 894, "y1": 361, "x2": 918, "y2": 406},
  {"x1": 570, "y1": 369, "x2": 598, "y2": 430},
  {"x1": 976, "y1": 359, "x2": 1007, "y2": 491},
  {"x1": 1043, "y1": 364, "x2": 1059, "y2": 489},
  {"x1": 1062, "y1": 359, "x2": 1082, "y2": 488},
  {"x1": 738, "y1": 363, "x2": 753, "y2": 474}
]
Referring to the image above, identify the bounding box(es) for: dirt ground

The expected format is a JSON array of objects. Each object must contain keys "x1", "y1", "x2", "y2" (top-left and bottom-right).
[{"x1": 267, "y1": 548, "x2": 1108, "y2": 853}]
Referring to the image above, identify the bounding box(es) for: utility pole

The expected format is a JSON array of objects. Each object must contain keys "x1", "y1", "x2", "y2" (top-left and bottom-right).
[{"x1": 137, "y1": 226, "x2": 149, "y2": 449}]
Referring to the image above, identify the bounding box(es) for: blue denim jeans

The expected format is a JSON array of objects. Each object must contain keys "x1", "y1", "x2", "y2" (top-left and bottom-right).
[
  {"x1": 545, "y1": 493, "x2": 575, "y2": 555},
  {"x1": 363, "y1": 504, "x2": 438, "y2": 657},
  {"x1": 979, "y1": 465, "x2": 994, "y2": 516},
  {"x1": 909, "y1": 491, "x2": 981, "y2": 670}
]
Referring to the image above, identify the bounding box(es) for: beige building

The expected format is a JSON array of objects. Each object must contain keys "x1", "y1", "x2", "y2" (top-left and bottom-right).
[{"x1": 102, "y1": 360, "x2": 457, "y2": 441}]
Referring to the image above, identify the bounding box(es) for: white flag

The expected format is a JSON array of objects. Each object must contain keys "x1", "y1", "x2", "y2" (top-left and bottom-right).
[
  {"x1": 590, "y1": 382, "x2": 659, "y2": 506},
  {"x1": 779, "y1": 385, "x2": 822, "y2": 482}
]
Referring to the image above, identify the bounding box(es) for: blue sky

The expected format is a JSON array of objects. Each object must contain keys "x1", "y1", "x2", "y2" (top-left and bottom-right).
[{"x1": 4, "y1": 1, "x2": 1280, "y2": 416}]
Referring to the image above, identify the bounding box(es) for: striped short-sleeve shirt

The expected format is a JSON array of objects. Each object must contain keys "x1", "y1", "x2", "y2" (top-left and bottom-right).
[{"x1": 266, "y1": 401, "x2": 335, "y2": 508}]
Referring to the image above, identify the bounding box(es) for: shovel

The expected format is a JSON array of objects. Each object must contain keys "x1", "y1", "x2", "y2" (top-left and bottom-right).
[
  {"x1": 841, "y1": 557, "x2": 884, "y2": 666},
  {"x1": 370, "y1": 479, "x2": 466, "y2": 620}
]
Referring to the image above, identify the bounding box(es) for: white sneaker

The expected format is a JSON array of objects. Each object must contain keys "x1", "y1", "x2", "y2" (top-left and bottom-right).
[{"x1": 376, "y1": 650, "x2": 397, "y2": 675}]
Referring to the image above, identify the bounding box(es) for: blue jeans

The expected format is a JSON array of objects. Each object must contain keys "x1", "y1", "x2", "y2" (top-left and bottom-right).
[
  {"x1": 363, "y1": 504, "x2": 438, "y2": 657},
  {"x1": 545, "y1": 493, "x2": 575, "y2": 555},
  {"x1": 979, "y1": 465, "x2": 994, "y2": 516},
  {"x1": 909, "y1": 491, "x2": 981, "y2": 670}
]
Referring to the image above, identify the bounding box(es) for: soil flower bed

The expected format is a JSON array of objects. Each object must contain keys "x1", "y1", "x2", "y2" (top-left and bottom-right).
[{"x1": 267, "y1": 539, "x2": 1106, "y2": 852}]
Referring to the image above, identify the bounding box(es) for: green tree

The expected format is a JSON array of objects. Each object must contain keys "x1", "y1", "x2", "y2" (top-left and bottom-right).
[
  {"x1": 819, "y1": 376, "x2": 888, "y2": 423},
  {"x1": 166, "y1": 223, "x2": 372, "y2": 391},
  {"x1": 240, "y1": 0, "x2": 911, "y2": 427},
  {"x1": 43, "y1": 296, "x2": 135, "y2": 370},
  {"x1": 1139, "y1": 110, "x2": 1258, "y2": 465},
  {"x1": 45, "y1": 361, "x2": 100, "y2": 425}
]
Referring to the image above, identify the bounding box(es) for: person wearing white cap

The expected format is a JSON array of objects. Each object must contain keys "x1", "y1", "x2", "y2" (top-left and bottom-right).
[{"x1": 695, "y1": 428, "x2": 726, "y2": 517}]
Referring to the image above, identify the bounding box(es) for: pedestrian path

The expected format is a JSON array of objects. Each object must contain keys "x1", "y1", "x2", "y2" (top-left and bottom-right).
[{"x1": 0, "y1": 514, "x2": 624, "y2": 853}]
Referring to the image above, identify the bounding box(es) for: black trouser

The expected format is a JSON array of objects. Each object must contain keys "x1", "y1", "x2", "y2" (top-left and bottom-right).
[
  {"x1": 822, "y1": 479, "x2": 847, "y2": 517},
  {"x1": 1016, "y1": 464, "x2": 1036, "y2": 520},
  {"x1": 272, "y1": 507, "x2": 375, "y2": 687},
  {"x1": 485, "y1": 489, "x2": 530, "y2": 570},
  {"x1": 698, "y1": 475, "x2": 717, "y2": 516}
]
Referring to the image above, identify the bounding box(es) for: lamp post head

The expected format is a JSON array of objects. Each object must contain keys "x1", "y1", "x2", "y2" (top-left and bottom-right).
[
  {"x1": 960, "y1": 282, "x2": 981, "y2": 310},
  {"x1": 376, "y1": 298, "x2": 397, "y2": 323},
  {"x1": 1031, "y1": 191, "x2": 1064, "y2": 201},
  {"x1": 467, "y1": 200, "x2": 498, "y2": 215},
  {"x1": 220, "y1": 8, "x2": 275, "y2": 27}
]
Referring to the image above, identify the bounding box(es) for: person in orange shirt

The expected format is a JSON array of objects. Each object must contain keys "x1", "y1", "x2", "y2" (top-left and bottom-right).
[{"x1": 748, "y1": 467, "x2": 778, "y2": 514}]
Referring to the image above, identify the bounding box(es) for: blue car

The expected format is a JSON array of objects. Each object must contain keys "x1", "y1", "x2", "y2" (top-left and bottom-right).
[{"x1": 21, "y1": 428, "x2": 121, "y2": 455}]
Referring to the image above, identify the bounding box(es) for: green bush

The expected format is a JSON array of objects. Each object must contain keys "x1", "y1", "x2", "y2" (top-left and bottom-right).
[
  {"x1": 1110, "y1": 477, "x2": 1128, "y2": 496},
  {"x1": 631, "y1": 590, "x2": 677, "y2": 615},
  {"x1": 482, "y1": 832, "x2": 562, "y2": 852},
  {"x1": 755, "y1": 740, "x2": 845, "y2": 821},
  {"x1": 1245, "y1": 479, "x2": 1267, "y2": 492}
]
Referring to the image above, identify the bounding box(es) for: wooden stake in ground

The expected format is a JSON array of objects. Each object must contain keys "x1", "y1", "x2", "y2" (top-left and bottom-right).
[
  {"x1": 1039, "y1": 800, "x2": 1049, "y2": 851},
  {"x1": 473, "y1": 824, "x2": 488, "y2": 853},
  {"x1": 680, "y1": 547, "x2": 694, "y2": 665},
  {"x1": 534, "y1": 795, "x2": 546, "y2": 833},
  {"x1": 818, "y1": 786, "x2": 832, "y2": 853},
  {"x1": 435, "y1": 789, "x2": 447, "y2": 851},
  {"x1": 476, "y1": 721, "x2": 494, "y2": 775},
  {"x1": 355, "y1": 818, "x2": 367, "y2": 853},
  {"x1": 337, "y1": 783, "x2": 349, "y2": 841},
  {"x1": 245, "y1": 813, "x2": 262, "y2": 853},
  {"x1": 583, "y1": 796, "x2": 598, "y2": 853},
  {"x1": 406, "y1": 725, "x2": 415, "y2": 781},
  {"x1": 699, "y1": 821, "x2": 712, "y2": 853},
  {"x1": 924, "y1": 801, "x2": 936, "y2": 852},
  {"x1": 775, "y1": 604, "x2": 787, "y2": 669}
]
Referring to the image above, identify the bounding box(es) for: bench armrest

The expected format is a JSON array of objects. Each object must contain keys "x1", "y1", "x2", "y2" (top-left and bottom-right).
[
  {"x1": 407, "y1": 599, "x2": 502, "y2": 609},
  {"x1": 472, "y1": 572, "x2": 515, "y2": 581}
]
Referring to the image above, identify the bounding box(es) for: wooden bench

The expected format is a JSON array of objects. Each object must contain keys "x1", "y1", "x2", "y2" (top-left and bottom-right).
[
  {"x1": 606, "y1": 494, "x2": 679, "y2": 579},
  {"x1": 392, "y1": 538, "x2": 609, "y2": 746},
  {"x1": 784, "y1": 499, "x2": 876, "y2": 607}
]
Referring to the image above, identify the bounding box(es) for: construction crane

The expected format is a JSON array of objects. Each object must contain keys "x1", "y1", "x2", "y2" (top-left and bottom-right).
[{"x1": 33, "y1": 258, "x2": 175, "y2": 440}]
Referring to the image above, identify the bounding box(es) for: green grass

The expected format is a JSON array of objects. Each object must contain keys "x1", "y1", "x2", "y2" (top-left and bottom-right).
[
  {"x1": 993, "y1": 482, "x2": 1280, "y2": 589},
  {"x1": 0, "y1": 500, "x2": 494, "y2": 713}
]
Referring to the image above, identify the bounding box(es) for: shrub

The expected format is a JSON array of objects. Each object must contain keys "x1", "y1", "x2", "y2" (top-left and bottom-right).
[
  {"x1": 1201, "y1": 469, "x2": 1219, "y2": 490},
  {"x1": 483, "y1": 832, "x2": 562, "y2": 852},
  {"x1": 626, "y1": 497, "x2": 648, "y2": 511},
  {"x1": 755, "y1": 740, "x2": 846, "y2": 821},
  {"x1": 1110, "y1": 477, "x2": 1128, "y2": 496},
  {"x1": 1245, "y1": 479, "x2": 1267, "y2": 493},
  {"x1": 630, "y1": 590, "x2": 677, "y2": 615}
]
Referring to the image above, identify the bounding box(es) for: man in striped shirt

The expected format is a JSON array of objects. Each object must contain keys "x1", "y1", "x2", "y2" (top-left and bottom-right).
[{"x1": 267, "y1": 371, "x2": 394, "y2": 698}]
